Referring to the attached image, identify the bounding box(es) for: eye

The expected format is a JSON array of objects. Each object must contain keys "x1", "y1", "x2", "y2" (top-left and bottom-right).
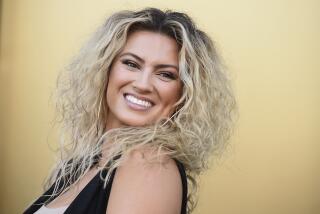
[
  {"x1": 122, "y1": 60, "x2": 139, "y2": 69},
  {"x1": 158, "y1": 72, "x2": 177, "y2": 80}
]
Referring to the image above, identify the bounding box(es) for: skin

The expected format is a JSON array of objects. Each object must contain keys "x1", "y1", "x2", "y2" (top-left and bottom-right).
[
  {"x1": 105, "y1": 31, "x2": 184, "y2": 213},
  {"x1": 105, "y1": 30, "x2": 183, "y2": 130},
  {"x1": 45, "y1": 31, "x2": 184, "y2": 214},
  {"x1": 106, "y1": 147, "x2": 183, "y2": 214}
]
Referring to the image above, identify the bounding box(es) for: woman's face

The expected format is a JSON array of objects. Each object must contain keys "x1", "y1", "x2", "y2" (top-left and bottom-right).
[{"x1": 106, "y1": 30, "x2": 182, "y2": 129}]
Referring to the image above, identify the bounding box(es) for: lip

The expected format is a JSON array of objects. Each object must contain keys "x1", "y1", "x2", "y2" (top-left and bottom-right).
[
  {"x1": 123, "y1": 93, "x2": 154, "y2": 111},
  {"x1": 123, "y1": 93, "x2": 155, "y2": 105}
]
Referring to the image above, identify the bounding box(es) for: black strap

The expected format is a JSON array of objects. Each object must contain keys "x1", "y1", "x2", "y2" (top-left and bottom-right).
[
  {"x1": 174, "y1": 159, "x2": 188, "y2": 214},
  {"x1": 23, "y1": 154, "x2": 188, "y2": 214}
]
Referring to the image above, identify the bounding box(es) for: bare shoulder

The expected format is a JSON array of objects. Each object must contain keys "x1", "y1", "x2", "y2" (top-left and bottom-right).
[{"x1": 106, "y1": 146, "x2": 183, "y2": 214}]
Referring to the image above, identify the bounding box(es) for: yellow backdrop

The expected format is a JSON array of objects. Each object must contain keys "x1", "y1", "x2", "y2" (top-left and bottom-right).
[{"x1": 0, "y1": 0, "x2": 319, "y2": 213}]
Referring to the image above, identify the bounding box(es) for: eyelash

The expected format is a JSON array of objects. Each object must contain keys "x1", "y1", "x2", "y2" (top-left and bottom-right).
[
  {"x1": 122, "y1": 60, "x2": 139, "y2": 69},
  {"x1": 121, "y1": 60, "x2": 177, "y2": 80},
  {"x1": 158, "y1": 72, "x2": 176, "y2": 80}
]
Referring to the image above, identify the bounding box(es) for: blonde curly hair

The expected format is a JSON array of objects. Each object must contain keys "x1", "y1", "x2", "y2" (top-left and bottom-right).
[{"x1": 44, "y1": 7, "x2": 238, "y2": 213}]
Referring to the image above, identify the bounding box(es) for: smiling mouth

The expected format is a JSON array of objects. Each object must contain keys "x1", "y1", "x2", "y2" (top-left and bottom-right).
[{"x1": 123, "y1": 93, "x2": 154, "y2": 109}]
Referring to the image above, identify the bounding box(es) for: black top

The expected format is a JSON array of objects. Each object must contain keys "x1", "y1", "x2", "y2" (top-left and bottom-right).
[{"x1": 23, "y1": 156, "x2": 188, "y2": 214}]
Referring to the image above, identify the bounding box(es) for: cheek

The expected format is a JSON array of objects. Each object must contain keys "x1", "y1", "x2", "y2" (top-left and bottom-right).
[
  {"x1": 158, "y1": 82, "x2": 182, "y2": 105},
  {"x1": 107, "y1": 65, "x2": 129, "y2": 93}
]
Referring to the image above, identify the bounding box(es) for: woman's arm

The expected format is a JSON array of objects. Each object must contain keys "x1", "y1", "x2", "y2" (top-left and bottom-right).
[{"x1": 106, "y1": 148, "x2": 183, "y2": 214}]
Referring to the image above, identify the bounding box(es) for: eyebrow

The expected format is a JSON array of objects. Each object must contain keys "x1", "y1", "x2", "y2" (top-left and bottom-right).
[{"x1": 119, "y1": 52, "x2": 179, "y2": 71}]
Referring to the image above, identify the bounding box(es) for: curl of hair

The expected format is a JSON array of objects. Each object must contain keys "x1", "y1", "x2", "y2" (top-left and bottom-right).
[{"x1": 43, "y1": 7, "x2": 238, "y2": 213}]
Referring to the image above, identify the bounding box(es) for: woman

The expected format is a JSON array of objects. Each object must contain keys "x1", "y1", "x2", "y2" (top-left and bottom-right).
[{"x1": 24, "y1": 7, "x2": 237, "y2": 214}]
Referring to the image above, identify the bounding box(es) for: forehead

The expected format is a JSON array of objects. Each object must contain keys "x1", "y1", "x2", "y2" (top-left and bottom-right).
[{"x1": 121, "y1": 31, "x2": 179, "y2": 65}]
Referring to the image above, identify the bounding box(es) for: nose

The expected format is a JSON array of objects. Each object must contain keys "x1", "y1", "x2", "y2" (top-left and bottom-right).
[{"x1": 132, "y1": 69, "x2": 153, "y2": 93}]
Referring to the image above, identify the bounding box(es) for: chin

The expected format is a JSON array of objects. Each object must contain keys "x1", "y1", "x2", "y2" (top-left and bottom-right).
[{"x1": 117, "y1": 114, "x2": 155, "y2": 127}]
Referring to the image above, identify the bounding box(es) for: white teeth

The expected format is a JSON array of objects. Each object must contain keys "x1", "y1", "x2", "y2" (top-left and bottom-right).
[{"x1": 125, "y1": 94, "x2": 152, "y2": 108}]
